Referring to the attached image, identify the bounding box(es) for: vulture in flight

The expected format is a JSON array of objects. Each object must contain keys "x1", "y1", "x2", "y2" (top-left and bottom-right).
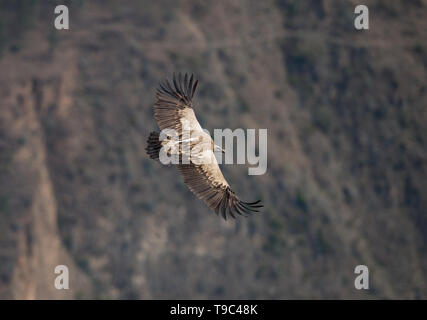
[{"x1": 146, "y1": 73, "x2": 263, "y2": 219}]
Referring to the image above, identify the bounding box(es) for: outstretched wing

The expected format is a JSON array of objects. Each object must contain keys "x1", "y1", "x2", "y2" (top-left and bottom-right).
[
  {"x1": 178, "y1": 157, "x2": 263, "y2": 220},
  {"x1": 154, "y1": 73, "x2": 202, "y2": 134}
]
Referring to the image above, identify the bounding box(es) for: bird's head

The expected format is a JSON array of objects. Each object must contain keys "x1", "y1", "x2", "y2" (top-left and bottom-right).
[{"x1": 214, "y1": 144, "x2": 225, "y2": 154}]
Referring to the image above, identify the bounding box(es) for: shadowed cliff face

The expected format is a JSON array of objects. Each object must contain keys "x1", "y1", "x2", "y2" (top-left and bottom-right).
[{"x1": 0, "y1": 0, "x2": 426, "y2": 299}]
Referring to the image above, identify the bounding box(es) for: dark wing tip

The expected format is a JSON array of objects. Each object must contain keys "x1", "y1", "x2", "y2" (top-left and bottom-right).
[
  {"x1": 216, "y1": 187, "x2": 263, "y2": 220},
  {"x1": 158, "y1": 73, "x2": 198, "y2": 106}
]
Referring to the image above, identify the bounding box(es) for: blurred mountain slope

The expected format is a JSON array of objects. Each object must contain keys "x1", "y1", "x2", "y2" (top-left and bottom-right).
[{"x1": 0, "y1": 0, "x2": 426, "y2": 299}]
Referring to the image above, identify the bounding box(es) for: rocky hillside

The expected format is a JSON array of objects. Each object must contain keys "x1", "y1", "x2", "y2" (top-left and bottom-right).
[{"x1": 0, "y1": 0, "x2": 426, "y2": 299}]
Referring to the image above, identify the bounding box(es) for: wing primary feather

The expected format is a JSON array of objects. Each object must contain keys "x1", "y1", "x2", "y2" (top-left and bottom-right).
[
  {"x1": 248, "y1": 205, "x2": 263, "y2": 209},
  {"x1": 184, "y1": 73, "x2": 189, "y2": 95},
  {"x1": 244, "y1": 200, "x2": 262, "y2": 205},
  {"x1": 234, "y1": 201, "x2": 249, "y2": 216},
  {"x1": 236, "y1": 200, "x2": 259, "y2": 214},
  {"x1": 244, "y1": 202, "x2": 264, "y2": 208},
  {"x1": 214, "y1": 200, "x2": 221, "y2": 216},
  {"x1": 188, "y1": 74, "x2": 194, "y2": 100},
  {"x1": 220, "y1": 194, "x2": 228, "y2": 220},
  {"x1": 191, "y1": 80, "x2": 198, "y2": 98},
  {"x1": 240, "y1": 202, "x2": 260, "y2": 213},
  {"x1": 173, "y1": 73, "x2": 181, "y2": 98},
  {"x1": 227, "y1": 196, "x2": 236, "y2": 219},
  {"x1": 165, "y1": 79, "x2": 176, "y2": 99},
  {"x1": 177, "y1": 73, "x2": 184, "y2": 96},
  {"x1": 159, "y1": 83, "x2": 169, "y2": 94},
  {"x1": 233, "y1": 203, "x2": 247, "y2": 217},
  {"x1": 183, "y1": 73, "x2": 189, "y2": 98},
  {"x1": 235, "y1": 201, "x2": 248, "y2": 214}
]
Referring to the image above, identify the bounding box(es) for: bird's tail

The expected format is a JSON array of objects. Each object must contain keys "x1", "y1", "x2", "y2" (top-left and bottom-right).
[{"x1": 146, "y1": 131, "x2": 162, "y2": 161}]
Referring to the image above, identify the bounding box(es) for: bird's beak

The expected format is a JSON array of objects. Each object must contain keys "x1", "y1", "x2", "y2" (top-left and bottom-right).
[{"x1": 214, "y1": 145, "x2": 225, "y2": 154}]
